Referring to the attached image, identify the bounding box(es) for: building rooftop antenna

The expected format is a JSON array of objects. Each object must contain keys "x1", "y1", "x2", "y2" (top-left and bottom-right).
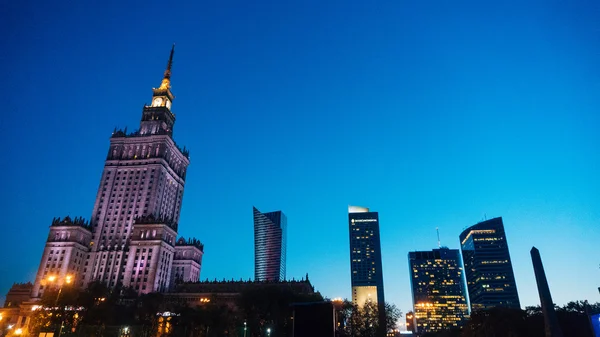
[{"x1": 436, "y1": 227, "x2": 441, "y2": 248}]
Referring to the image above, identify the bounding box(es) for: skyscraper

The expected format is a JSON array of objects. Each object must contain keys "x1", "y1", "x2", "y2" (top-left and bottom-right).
[
  {"x1": 348, "y1": 206, "x2": 385, "y2": 307},
  {"x1": 408, "y1": 248, "x2": 469, "y2": 334},
  {"x1": 459, "y1": 217, "x2": 520, "y2": 311},
  {"x1": 31, "y1": 46, "x2": 203, "y2": 297},
  {"x1": 253, "y1": 207, "x2": 287, "y2": 281}
]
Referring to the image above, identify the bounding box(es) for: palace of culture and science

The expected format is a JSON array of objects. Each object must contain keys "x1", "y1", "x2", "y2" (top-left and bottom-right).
[{"x1": 30, "y1": 46, "x2": 204, "y2": 298}]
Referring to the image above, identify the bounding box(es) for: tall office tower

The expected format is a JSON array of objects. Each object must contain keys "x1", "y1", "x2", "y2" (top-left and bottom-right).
[
  {"x1": 31, "y1": 46, "x2": 202, "y2": 297},
  {"x1": 253, "y1": 207, "x2": 287, "y2": 281},
  {"x1": 408, "y1": 248, "x2": 469, "y2": 334},
  {"x1": 349, "y1": 206, "x2": 386, "y2": 337},
  {"x1": 459, "y1": 217, "x2": 520, "y2": 311},
  {"x1": 348, "y1": 206, "x2": 385, "y2": 307}
]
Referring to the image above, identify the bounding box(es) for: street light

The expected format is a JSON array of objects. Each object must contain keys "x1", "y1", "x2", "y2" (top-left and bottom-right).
[
  {"x1": 44, "y1": 275, "x2": 73, "y2": 336},
  {"x1": 44, "y1": 275, "x2": 73, "y2": 306},
  {"x1": 267, "y1": 327, "x2": 271, "y2": 337},
  {"x1": 243, "y1": 321, "x2": 247, "y2": 337}
]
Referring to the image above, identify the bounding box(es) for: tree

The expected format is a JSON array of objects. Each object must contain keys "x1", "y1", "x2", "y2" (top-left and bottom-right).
[
  {"x1": 461, "y1": 308, "x2": 527, "y2": 337},
  {"x1": 29, "y1": 284, "x2": 82, "y2": 336},
  {"x1": 336, "y1": 300, "x2": 402, "y2": 337},
  {"x1": 459, "y1": 302, "x2": 600, "y2": 337},
  {"x1": 237, "y1": 285, "x2": 323, "y2": 337},
  {"x1": 384, "y1": 302, "x2": 402, "y2": 333}
]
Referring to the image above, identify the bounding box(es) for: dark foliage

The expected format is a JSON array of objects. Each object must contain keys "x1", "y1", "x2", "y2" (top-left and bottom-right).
[
  {"x1": 334, "y1": 299, "x2": 402, "y2": 337},
  {"x1": 413, "y1": 301, "x2": 599, "y2": 337}
]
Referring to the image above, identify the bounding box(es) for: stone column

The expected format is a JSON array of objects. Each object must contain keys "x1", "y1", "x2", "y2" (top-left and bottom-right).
[{"x1": 531, "y1": 247, "x2": 564, "y2": 337}]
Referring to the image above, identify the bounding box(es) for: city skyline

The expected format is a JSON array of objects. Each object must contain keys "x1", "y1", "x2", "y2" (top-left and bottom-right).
[{"x1": 2, "y1": 0, "x2": 600, "y2": 316}]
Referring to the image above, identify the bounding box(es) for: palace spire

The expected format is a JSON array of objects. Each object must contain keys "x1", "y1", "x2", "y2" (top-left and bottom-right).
[{"x1": 159, "y1": 44, "x2": 175, "y2": 90}]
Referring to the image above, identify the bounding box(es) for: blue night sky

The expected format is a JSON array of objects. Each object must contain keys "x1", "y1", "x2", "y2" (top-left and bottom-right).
[{"x1": 2, "y1": 1, "x2": 599, "y2": 315}]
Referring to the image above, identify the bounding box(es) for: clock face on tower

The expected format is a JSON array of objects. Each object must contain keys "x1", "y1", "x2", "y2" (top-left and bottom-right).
[
  {"x1": 152, "y1": 97, "x2": 164, "y2": 107},
  {"x1": 166, "y1": 100, "x2": 171, "y2": 109}
]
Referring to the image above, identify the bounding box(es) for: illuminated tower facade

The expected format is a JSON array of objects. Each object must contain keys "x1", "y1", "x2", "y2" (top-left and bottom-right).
[
  {"x1": 408, "y1": 248, "x2": 469, "y2": 334},
  {"x1": 459, "y1": 217, "x2": 520, "y2": 311},
  {"x1": 253, "y1": 207, "x2": 287, "y2": 281},
  {"x1": 349, "y1": 206, "x2": 386, "y2": 337},
  {"x1": 31, "y1": 46, "x2": 202, "y2": 297},
  {"x1": 348, "y1": 206, "x2": 385, "y2": 307}
]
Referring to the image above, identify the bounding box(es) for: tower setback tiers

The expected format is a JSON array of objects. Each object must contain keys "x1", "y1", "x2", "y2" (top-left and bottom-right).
[{"x1": 31, "y1": 47, "x2": 204, "y2": 297}]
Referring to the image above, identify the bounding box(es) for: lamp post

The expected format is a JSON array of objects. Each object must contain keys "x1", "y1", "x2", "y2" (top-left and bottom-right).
[
  {"x1": 45, "y1": 275, "x2": 73, "y2": 306},
  {"x1": 267, "y1": 327, "x2": 271, "y2": 337},
  {"x1": 243, "y1": 321, "x2": 247, "y2": 337},
  {"x1": 44, "y1": 275, "x2": 73, "y2": 336}
]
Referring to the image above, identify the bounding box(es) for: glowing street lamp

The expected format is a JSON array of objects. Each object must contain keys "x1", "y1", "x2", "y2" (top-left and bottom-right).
[
  {"x1": 243, "y1": 321, "x2": 247, "y2": 337},
  {"x1": 267, "y1": 327, "x2": 271, "y2": 337},
  {"x1": 45, "y1": 275, "x2": 73, "y2": 306},
  {"x1": 45, "y1": 275, "x2": 74, "y2": 336}
]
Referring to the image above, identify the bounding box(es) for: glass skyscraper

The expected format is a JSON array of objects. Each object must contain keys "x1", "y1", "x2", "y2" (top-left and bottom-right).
[
  {"x1": 459, "y1": 217, "x2": 520, "y2": 312},
  {"x1": 408, "y1": 248, "x2": 469, "y2": 334},
  {"x1": 348, "y1": 206, "x2": 385, "y2": 307},
  {"x1": 253, "y1": 207, "x2": 287, "y2": 281}
]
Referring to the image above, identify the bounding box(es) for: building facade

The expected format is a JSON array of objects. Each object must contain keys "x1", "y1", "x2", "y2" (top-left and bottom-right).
[
  {"x1": 31, "y1": 217, "x2": 93, "y2": 297},
  {"x1": 168, "y1": 277, "x2": 316, "y2": 308},
  {"x1": 459, "y1": 217, "x2": 520, "y2": 312},
  {"x1": 253, "y1": 207, "x2": 287, "y2": 281},
  {"x1": 408, "y1": 248, "x2": 469, "y2": 334},
  {"x1": 405, "y1": 311, "x2": 416, "y2": 334},
  {"x1": 31, "y1": 46, "x2": 203, "y2": 298},
  {"x1": 348, "y1": 206, "x2": 385, "y2": 308},
  {"x1": 171, "y1": 238, "x2": 204, "y2": 285}
]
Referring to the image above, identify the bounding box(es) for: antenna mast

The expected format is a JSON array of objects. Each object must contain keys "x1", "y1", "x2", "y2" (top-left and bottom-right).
[{"x1": 436, "y1": 227, "x2": 441, "y2": 248}]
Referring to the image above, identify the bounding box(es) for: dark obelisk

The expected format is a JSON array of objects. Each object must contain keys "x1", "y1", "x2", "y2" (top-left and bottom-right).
[{"x1": 531, "y1": 247, "x2": 564, "y2": 337}]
